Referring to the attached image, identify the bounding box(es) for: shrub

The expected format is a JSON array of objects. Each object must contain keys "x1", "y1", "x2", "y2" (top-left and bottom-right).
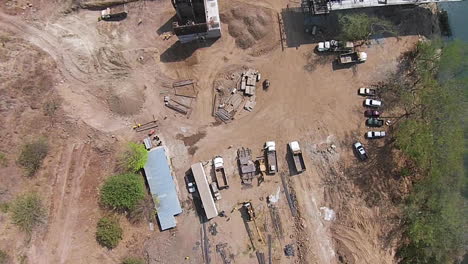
[
  {"x1": 10, "y1": 193, "x2": 46, "y2": 233},
  {"x1": 0, "y1": 250, "x2": 10, "y2": 264},
  {"x1": 128, "y1": 195, "x2": 156, "y2": 224},
  {"x1": 96, "y1": 216, "x2": 122, "y2": 249},
  {"x1": 100, "y1": 173, "x2": 146, "y2": 212},
  {"x1": 338, "y1": 14, "x2": 395, "y2": 41},
  {"x1": 0, "y1": 153, "x2": 7, "y2": 167},
  {"x1": 122, "y1": 257, "x2": 144, "y2": 264},
  {"x1": 17, "y1": 138, "x2": 49, "y2": 176},
  {"x1": 118, "y1": 142, "x2": 148, "y2": 172}
]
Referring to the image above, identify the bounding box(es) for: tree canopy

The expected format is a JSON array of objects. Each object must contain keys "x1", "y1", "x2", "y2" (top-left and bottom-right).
[
  {"x1": 119, "y1": 142, "x2": 148, "y2": 172},
  {"x1": 338, "y1": 14, "x2": 396, "y2": 42},
  {"x1": 100, "y1": 173, "x2": 146, "y2": 212},
  {"x1": 394, "y1": 40, "x2": 468, "y2": 264}
]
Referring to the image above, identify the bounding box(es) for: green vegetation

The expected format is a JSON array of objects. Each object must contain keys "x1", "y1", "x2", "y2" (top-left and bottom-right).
[
  {"x1": 122, "y1": 257, "x2": 144, "y2": 264},
  {"x1": 100, "y1": 173, "x2": 146, "y2": 212},
  {"x1": 128, "y1": 195, "x2": 157, "y2": 224},
  {"x1": 43, "y1": 99, "x2": 60, "y2": 116},
  {"x1": 96, "y1": 216, "x2": 123, "y2": 249},
  {"x1": 0, "y1": 250, "x2": 9, "y2": 264},
  {"x1": 17, "y1": 138, "x2": 49, "y2": 177},
  {"x1": 118, "y1": 142, "x2": 148, "y2": 172},
  {"x1": 10, "y1": 193, "x2": 46, "y2": 233},
  {"x1": 0, "y1": 153, "x2": 7, "y2": 167},
  {"x1": 393, "y1": 40, "x2": 468, "y2": 264},
  {"x1": 338, "y1": 14, "x2": 396, "y2": 42}
]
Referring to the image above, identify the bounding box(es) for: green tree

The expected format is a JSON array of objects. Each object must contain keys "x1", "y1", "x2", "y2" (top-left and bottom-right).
[
  {"x1": 122, "y1": 257, "x2": 144, "y2": 264},
  {"x1": 119, "y1": 142, "x2": 148, "y2": 172},
  {"x1": 17, "y1": 138, "x2": 49, "y2": 177},
  {"x1": 10, "y1": 193, "x2": 46, "y2": 233},
  {"x1": 100, "y1": 173, "x2": 146, "y2": 212},
  {"x1": 338, "y1": 14, "x2": 396, "y2": 42},
  {"x1": 392, "y1": 41, "x2": 468, "y2": 264},
  {"x1": 96, "y1": 216, "x2": 122, "y2": 249}
]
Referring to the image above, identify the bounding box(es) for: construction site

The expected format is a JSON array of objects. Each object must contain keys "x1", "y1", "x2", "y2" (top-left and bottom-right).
[{"x1": 0, "y1": 0, "x2": 460, "y2": 263}]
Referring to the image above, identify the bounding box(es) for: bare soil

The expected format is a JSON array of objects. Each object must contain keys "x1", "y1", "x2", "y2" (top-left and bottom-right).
[{"x1": 0, "y1": 0, "x2": 432, "y2": 263}]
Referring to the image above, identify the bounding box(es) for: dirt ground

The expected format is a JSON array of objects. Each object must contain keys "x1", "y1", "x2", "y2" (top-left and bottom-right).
[{"x1": 0, "y1": 0, "x2": 431, "y2": 263}]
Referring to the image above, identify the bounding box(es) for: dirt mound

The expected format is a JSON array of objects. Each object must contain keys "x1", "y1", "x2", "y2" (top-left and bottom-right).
[
  {"x1": 221, "y1": 2, "x2": 277, "y2": 56},
  {"x1": 97, "y1": 47, "x2": 130, "y2": 76},
  {"x1": 107, "y1": 82, "x2": 144, "y2": 116}
]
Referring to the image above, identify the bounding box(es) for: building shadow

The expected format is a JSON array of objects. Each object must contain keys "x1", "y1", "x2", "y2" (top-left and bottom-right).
[
  {"x1": 160, "y1": 38, "x2": 218, "y2": 63},
  {"x1": 157, "y1": 15, "x2": 177, "y2": 35}
]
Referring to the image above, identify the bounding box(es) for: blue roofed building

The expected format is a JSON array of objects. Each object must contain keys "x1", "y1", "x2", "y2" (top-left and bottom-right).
[{"x1": 143, "y1": 146, "x2": 182, "y2": 230}]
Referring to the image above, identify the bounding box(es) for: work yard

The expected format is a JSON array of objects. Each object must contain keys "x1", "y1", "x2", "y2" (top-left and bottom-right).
[{"x1": 0, "y1": 0, "x2": 441, "y2": 263}]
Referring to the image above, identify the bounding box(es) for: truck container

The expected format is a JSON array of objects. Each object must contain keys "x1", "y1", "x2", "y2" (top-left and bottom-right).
[
  {"x1": 289, "y1": 141, "x2": 306, "y2": 173},
  {"x1": 99, "y1": 5, "x2": 128, "y2": 21},
  {"x1": 265, "y1": 141, "x2": 278, "y2": 174},
  {"x1": 213, "y1": 156, "x2": 229, "y2": 189},
  {"x1": 338, "y1": 51, "x2": 367, "y2": 64}
]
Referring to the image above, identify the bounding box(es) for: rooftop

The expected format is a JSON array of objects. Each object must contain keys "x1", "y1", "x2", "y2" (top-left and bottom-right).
[{"x1": 144, "y1": 147, "x2": 182, "y2": 230}]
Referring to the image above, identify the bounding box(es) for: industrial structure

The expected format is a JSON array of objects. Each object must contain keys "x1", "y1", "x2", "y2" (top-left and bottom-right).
[
  {"x1": 171, "y1": 0, "x2": 221, "y2": 43},
  {"x1": 191, "y1": 162, "x2": 219, "y2": 219},
  {"x1": 144, "y1": 147, "x2": 182, "y2": 230}
]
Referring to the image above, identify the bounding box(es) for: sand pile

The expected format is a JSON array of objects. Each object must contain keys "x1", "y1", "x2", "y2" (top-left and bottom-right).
[
  {"x1": 221, "y1": 3, "x2": 277, "y2": 55},
  {"x1": 107, "y1": 82, "x2": 144, "y2": 116}
]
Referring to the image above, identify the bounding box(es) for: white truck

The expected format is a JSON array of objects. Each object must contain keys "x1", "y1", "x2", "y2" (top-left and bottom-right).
[
  {"x1": 213, "y1": 156, "x2": 229, "y2": 190},
  {"x1": 98, "y1": 5, "x2": 128, "y2": 21},
  {"x1": 288, "y1": 141, "x2": 306, "y2": 173},
  {"x1": 317, "y1": 40, "x2": 354, "y2": 53},
  {"x1": 265, "y1": 141, "x2": 278, "y2": 174}
]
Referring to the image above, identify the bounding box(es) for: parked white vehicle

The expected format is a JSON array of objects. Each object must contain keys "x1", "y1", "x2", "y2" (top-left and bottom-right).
[
  {"x1": 364, "y1": 99, "x2": 382, "y2": 108},
  {"x1": 366, "y1": 131, "x2": 386, "y2": 139},
  {"x1": 358, "y1": 88, "x2": 376, "y2": 96}
]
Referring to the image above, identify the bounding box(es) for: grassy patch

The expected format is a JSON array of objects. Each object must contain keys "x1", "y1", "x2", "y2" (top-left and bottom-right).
[
  {"x1": 10, "y1": 193, "x2": 46, "y2": 233},
  {"x1": 96, "y1": 216, "x2": 122, "y2": 249},
  {"x1": 122, "y1": 257, "x2": 144, "y2": 264},
  {"x1": 17, "y1": 138, "x2": 49, "y2": 177},
  {"x1": 0, "y1": 250, "x2": 10, "y2": 264}
]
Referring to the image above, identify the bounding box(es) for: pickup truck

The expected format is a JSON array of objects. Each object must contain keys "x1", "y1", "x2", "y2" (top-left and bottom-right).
[
  {"x1": 364, "y1": 109, "x2": 380, "y2": 117},
  {"x1": 366, "y1": 131, "x2": 386, "y2": 139},
  {"x1": 213, "y1": 156, "x2": 229, "y2": 189},
  {"x1": 353, "y1": 142, "x2": 368, "y2": 161},
  {"x1": 288, "y1": 141, "x2": 306, "y2": 173},
  {"x1": 366, "y1": 118, "x2": 384, "y2": 127},
  {"x1": 338, "y1": 51, "x2": 367, "y2": 64},
  {"x1": 364, "y1": 99, "x2": 382, "y2": 108},
  {"x1": 317, "y1": 40, "x2": 353, "y2": 53},
  {"x1": 265, "y1": 141, "x2": 278, "y2": 174},
  {"x1": 358, "y1": 88, "x2": 376, "y2": 96}
]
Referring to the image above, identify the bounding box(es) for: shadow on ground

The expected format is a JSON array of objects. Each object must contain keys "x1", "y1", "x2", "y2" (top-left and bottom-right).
[
  {"x1": 160, "y1": 38, "x2": 218, "y2": 63},
  {"x1": 281, "y1": 5, "x2": 439, "y2": 48}
]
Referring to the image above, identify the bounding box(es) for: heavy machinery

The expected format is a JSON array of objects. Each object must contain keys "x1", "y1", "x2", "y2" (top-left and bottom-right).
[
  {"x1": 213, "y1": 156, "x2": 229, "y2": 189},
  {"x1": 238, "y1": 147, "x2": 256, "y2": 184},
  {"x1": 265, "y1": 141, "x2": 278, "y2": 175},
  {"x1": 288, "y1": 141, "x2": 306, "y2": 173}
]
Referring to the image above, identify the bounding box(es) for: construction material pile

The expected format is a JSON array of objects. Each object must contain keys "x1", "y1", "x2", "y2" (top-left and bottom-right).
[
  {"x1": 164, "y1": 79, "x2": 197, "y2": 117},
  {"x1": 214, "y1": 68, "x2": 260, "y2": 123}
]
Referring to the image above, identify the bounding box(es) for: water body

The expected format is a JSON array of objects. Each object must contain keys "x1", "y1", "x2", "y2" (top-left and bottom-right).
[{"x1": 439, "y1": 1, "x2": 468, "y2": 40}]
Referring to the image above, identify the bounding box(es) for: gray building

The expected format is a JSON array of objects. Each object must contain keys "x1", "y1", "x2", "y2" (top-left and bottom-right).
[{"x1": 144, "y1": 147, "x2": 182, "y2": 230}]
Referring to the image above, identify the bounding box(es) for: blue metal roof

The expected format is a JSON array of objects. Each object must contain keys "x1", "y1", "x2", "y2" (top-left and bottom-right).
[{"x1": 144, "y1": 147, "x2": 182, "y2": 230}]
